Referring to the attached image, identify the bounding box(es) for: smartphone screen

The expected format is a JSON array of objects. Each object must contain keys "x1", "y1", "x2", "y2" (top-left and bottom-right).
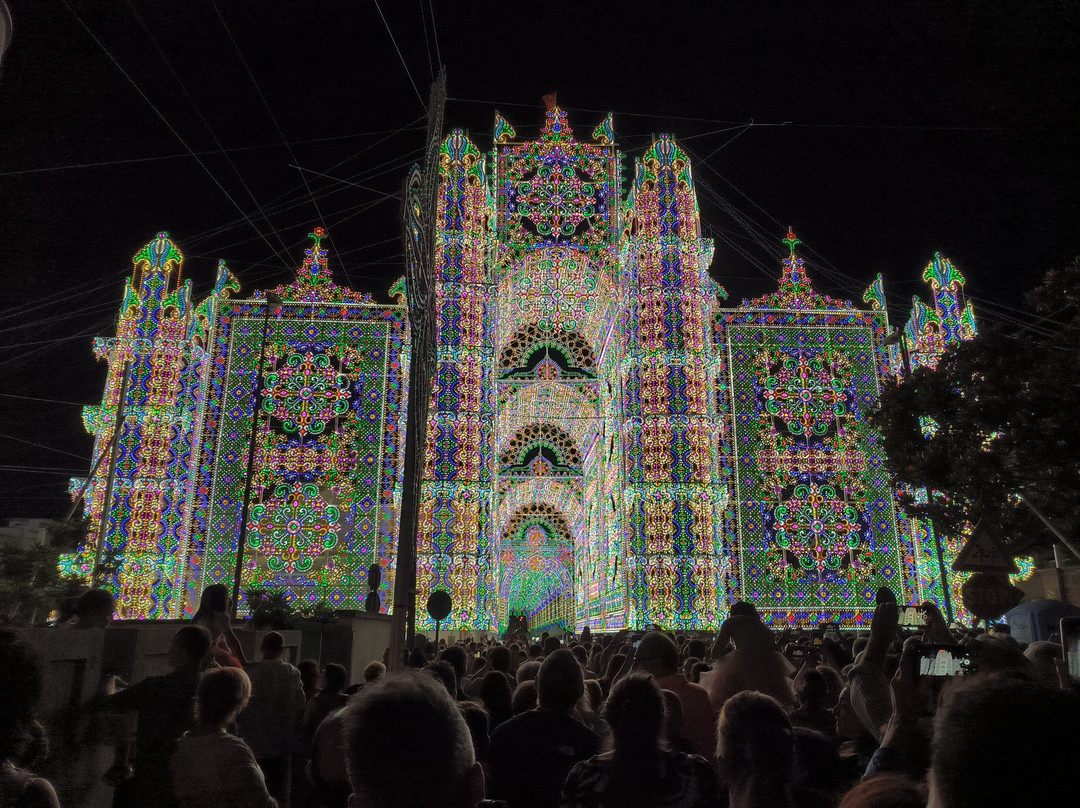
[
  {"x1": 899, "y1": 606, "x2": 928, "y2": 627},
  {"x1": 821, "y1": 622, "x2": 841, "y2": 642},
  {"x1": 1061, "y1": 618, "x2": 1080, "y2": 680},
  {"x1": 918, "y1": 644, "x2": 974, "y2": 676}
]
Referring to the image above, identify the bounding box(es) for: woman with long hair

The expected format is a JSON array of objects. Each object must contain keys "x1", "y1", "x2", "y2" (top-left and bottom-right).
[
  {"x1": 717, "y1": 690, "x2": 796, "y2": 808},
  {"x1": 191, "y1": 585, "x2": 246, "y2": 667},
  {"x1": 479, "y1": 670, "x2": 514, "y2": 731},
  {"x1": 560, "y1": 673, "x2": 716, "y2": 808}
]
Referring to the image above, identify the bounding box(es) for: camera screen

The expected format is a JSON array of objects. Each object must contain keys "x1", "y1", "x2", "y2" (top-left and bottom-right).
[
  {"x1": 918, "y1": 646, "x2": 973, "y2": 676},
  {"x1": 1065, "y1": 631, "x2": 1080, "y2": 680}
]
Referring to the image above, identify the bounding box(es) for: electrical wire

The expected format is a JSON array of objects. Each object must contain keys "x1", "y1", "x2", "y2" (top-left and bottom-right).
[
  {"x1": 0, "y1": 393, "x2": 89, "y2": 406},
  {"x1": 0, "y1": 129, "x2": 419, "y2": 178},
  {"x1": 0, "y1": 465, "x2": 88, "y2": 474},
  {"x1": 208, "y1": 0, "x2": 353, "y2": 287},
  {"x1": 418, "y1": 0, "x2": 434, "y2": 81},
  {"x1": 447, "y1": 96, "x2": 1004, "y2": 131},
  {"x1": 0, "y1": 433, "x2": 90, "y2": 462},
  {"x1": 371, "y1": 0, "x2": 426, "y2": 111},
  {"x1": 126, "y1": 0, "x2": 294, "y2": 264},
  {"x1": 60, "y1": 0, "x2": 293, "y2": 270},
  {"x1": 427, "y1": 0, "x2": 442, "y2": 69}
]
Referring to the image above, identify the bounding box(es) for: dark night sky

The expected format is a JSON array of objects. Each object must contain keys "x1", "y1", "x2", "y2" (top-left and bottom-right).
[{"x1": 1, "y1": 1, "x2": 1077, "y2": 518}]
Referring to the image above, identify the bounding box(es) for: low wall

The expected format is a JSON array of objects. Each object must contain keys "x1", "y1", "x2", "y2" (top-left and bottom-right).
[
  {"x1": 3, "y1": 614, "x2": 438, "y2": 808},
  {"x1": 1016, "y1": 566, "x2": 1080, "y2": 607}
]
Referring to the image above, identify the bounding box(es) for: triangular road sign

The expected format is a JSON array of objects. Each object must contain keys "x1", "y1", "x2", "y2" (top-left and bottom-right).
[{"x1": 952, "y1": 519, "x2": 1019, "y2": 573}]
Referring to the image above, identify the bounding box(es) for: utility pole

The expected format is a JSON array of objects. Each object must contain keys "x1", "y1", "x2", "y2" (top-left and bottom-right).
[
  {"x1": 92, "y1": 358, "x2": 131, "y2": 585},
  {"x1": 231, "y1": 291, "x2": 281, "y2": 618},
  {"x1": 389, "y1": 70, "x2": 445, "y2": 670}
]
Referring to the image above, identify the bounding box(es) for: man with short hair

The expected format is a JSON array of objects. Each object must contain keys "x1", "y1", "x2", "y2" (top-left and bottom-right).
[
  {"x1": 488, "y1": 649, "x2": 601, "y2": 808},
  {"x1": 341, "y1": 671, "x2": 484, "y2": 808},
  {"x1": 635, "y1": 631, "x2": 717, "y2": 759},
  {"x1": 102, "y1": 625, "x2": 212, "y2": 808},
  {"x1": 929, "y1": 676, "x2": 1078, "y2": 807},
  {"x1": 238, "y1": 631, "x2": 306, "y2": 808}
]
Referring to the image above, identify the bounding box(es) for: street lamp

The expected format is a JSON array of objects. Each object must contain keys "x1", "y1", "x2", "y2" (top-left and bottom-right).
[{"x1": 231, "y1": 291, "x2": 282, "y2": 618}]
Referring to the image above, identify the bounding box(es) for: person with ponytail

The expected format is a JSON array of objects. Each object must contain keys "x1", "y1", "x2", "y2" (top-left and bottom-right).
[
  {"x1": 716, "y1": 690, "x2": 796, "y2": 808},
  {"x1": 560, "y1": 673, "x2": 716, "y2": 808}
]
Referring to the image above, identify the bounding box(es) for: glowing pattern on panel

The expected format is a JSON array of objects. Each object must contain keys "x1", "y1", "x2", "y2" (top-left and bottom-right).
[
  {"x1": 187, "y1": 232, "x2": 407, "y2": 613},
  {"x1": 65, "y1": 233, "x2": 239, "y2": 618},
  {"x1": 717, "y1": 233, "x2": 914, "y2": 628},
  {"x1": 623, "y1": 135, "x2": 728, "y2": 630},
  {"x1": 71, "y1": 106, "x2": 979, "y2": 632}
]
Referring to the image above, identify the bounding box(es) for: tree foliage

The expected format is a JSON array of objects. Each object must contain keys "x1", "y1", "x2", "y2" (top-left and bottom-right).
[
  {"x1": 874, "y1": 259, "x2": 1080, "y2": 559},
  {"x1": 0, "y1": 517, "x2": 90, "y2": 625}
]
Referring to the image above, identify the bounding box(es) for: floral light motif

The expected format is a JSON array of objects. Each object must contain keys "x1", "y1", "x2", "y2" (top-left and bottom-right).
[
  {"x1": 762, "y1": 352, "x2": 847, "y2": 438},
  {"x1": 772, "y1": 482, "x2": 864, "y2": 578},
  {"x1": 263, "y1": 351, "x2": 351, "y2": 436},
  {"x1": 249, "y1": 482, "x2": 341, "y2": 573},
  {"x1": 513, "y1": 157, "x2": 601, "y2": 242}
]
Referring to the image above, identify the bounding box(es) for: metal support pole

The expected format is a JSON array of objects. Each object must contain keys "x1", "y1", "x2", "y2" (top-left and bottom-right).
[
  {"x1": 92, "y1": 359, "x2": 131, "y2": 585},
  {"x1": 932, "y1": 523, "x2": 955, "y2": 624},
  {"x1": 68, "y1": 418, "x2": 124, "y2": 523},
  {"x1": 1020, "y1": 494, "x2": 1080, "y2": 563},
  {"x1": 231, "y1": 293, "x2": 279, "y2": 618}
]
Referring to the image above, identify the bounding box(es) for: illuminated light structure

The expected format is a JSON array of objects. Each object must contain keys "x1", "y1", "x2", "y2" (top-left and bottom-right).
[
  {"x1": 186, "y1": 228, "x2": 407, "y2": 615},
  {"x1": 623, "y1": 136, "x2": 728, "y2": 630},
  {"x1": 66, "y1": 233, "x2": 239, "y2": 618},
  {"x1": 70, "y1": 107, "x2": 982, "y2": 632},
  {"x1": 716, "y1": 230, "x2": 917, "y2": 627},
  {"x1": 69, "y1": 229, "x2": 408, "y2": 618},
  {"x1": 879, "y1": 253, "x2": 978, "y2": 622}
]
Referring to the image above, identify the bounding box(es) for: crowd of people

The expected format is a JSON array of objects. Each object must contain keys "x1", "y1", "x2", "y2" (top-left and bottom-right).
[{"x1": 2, "y1": 587, "x2": 1078, "y2": 808}]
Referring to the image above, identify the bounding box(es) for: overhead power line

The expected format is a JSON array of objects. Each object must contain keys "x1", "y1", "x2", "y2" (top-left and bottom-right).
[
  {"x1": 60, "y1": 0, "x2": 292, "y2": 270},
  {"x1": 371, "y1": 0, "x2": 426, "y2": 111}
]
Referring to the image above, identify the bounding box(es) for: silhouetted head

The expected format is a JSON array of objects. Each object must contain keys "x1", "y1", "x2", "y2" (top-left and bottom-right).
[
  {"x1": 342, "y1": 672, "x2": 483, "y2": 808},
  {"x1": 195, "y1": 584, "x2": 229, "y2": 616},
  {"x1": 363, "y1": 661, "x2": 386, "y2": 682},
  {"x1": 635, "y1": 632, "x2": 679, "y2": 676},
  {"x1": 604, "y1": 673, "x2": 666, "y2": 757},
  {"x1": 929, "y1": 675, "x2": 1080, "y2": 808},
  {"x1": 74, "y1": 588, "x2": 115, "y2": 628},
  {"x1": 323, "y1": 663, "x2": 347, "y2": 693},
  {"x1": 260, "y1": 631, "x2": 285, "y2": 659},
  {"x1": 511, "y1": 680, "x2": 537, "y2": 714},
  {"x1": 168, "y1": 625, "x2": 212, "y2": 670},
  {"x1": 440, "y1": 645, "x2": 468, "y2": 685},
  {"x1": 730, "y1": 600, "x2": 758, "y2": 618},
  {"x1": 718, "y1": 690, "x2": 794, "y2": 783},
  {"x1": 428, "y1": 660, "x2": 457, "y2": 697},
  {"x1": 196, "y1": 667, "x2": 251, "y2": 728},
  {"x1": 536, "y1": 649, "x2": 584, "y2": 714},
  {"x1": 298, "y1": 659, "x2": 319, "y2": 695},
  {"x1": 489, "y1": 645, "x2": 511, "y2": 672}
]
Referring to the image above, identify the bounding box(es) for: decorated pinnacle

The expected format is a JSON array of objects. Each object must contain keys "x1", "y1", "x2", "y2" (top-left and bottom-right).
[
  {"x1": 784, "y1": 228, "x2": 801, "y2": 255},
  {"x1": 309, "y1": 226, "x2": 327, "y2": 248}
]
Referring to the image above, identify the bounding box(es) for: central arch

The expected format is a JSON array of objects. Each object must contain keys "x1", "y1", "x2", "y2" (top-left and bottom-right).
[{"x1": 498, "y1": 503, "x2": 575, "y2": 631}]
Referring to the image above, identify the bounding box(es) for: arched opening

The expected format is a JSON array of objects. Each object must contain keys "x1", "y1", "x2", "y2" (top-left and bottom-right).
[{"x1": 499, "y1": 504, "x2": 575, "y2": 632}]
